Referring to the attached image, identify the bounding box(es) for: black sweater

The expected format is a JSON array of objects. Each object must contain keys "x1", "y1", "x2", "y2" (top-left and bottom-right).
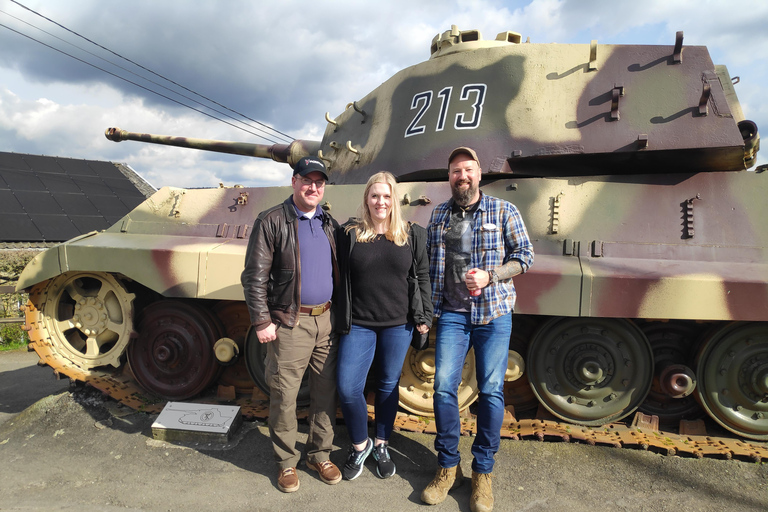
[
  {"x1": 348, "y1": 234, "x2": 410, "y2": 326},
  {"x1": 336, "y1": 221, "x2": 433, "y2": 334}
]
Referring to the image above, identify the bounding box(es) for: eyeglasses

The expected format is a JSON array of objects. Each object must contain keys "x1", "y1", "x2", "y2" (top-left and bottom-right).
[{"x1": 298, "y1": 177, "x2": 326, "y2": 188}]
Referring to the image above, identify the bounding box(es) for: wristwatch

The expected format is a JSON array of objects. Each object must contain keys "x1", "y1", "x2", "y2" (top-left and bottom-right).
[{"x1": 488, "y1": 269, "x2": 499, "y2": 284}]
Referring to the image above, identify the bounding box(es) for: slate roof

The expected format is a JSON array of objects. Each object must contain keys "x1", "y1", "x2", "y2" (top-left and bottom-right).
[{"x1": 0, "y1": 151, "x2": 155, "y2": 242}]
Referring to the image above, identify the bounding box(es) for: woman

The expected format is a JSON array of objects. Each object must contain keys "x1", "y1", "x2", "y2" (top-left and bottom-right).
[{"x1": 336, "y1": 171, "x2": 432, "y2": 481}]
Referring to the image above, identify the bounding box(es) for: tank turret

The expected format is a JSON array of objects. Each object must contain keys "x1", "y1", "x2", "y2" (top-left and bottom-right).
[
  {"x1": 317, "y1": 27, "x2": 759, "y2": 184},
  {"x1": 104, "y1": 27, "x2": 760, "y2": 186}
]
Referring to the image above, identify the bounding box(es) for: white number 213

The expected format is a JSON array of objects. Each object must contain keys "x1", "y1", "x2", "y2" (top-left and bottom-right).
[{"x1": 404, "y1": 84, "x2": 487, "y2": 138}]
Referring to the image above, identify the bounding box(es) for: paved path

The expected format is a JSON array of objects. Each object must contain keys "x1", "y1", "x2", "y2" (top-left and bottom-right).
[
  {"x1": 1, "y1": 349, "x2": 766, "y2": 512},
  {"x1": 0, "y1": 348, "x2": 69, "y2": 426}
]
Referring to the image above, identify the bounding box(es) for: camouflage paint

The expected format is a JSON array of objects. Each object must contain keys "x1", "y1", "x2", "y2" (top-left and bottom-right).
[{"x1": 17, "y1": 26, "x2": 767, "y2": 440}]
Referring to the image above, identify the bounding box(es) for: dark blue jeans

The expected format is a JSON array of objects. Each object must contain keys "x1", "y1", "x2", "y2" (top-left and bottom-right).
[
  {"x1": 433, "y1": 311, "x2": 511, "y2": 473},
  {"x1": 337, "y1": 323, "x2": 413, "y2": 445}
]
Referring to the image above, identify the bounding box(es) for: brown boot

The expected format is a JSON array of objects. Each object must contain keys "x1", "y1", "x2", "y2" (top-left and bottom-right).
[
  {"x1": 470, "y1": 471, "x2": 494, "y2": 512},
  {"x1": 306, "y1": 459, "x2": 342, "y2": 485},
  {"x1": 420, "y1": 464, "x2": 463, "y2": 505},
  {"x1": 277, "y1": 467, "x2": 299, "y2": 493}
]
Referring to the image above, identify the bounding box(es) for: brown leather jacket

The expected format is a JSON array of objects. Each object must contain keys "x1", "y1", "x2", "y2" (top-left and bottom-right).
[{"x1": 241, "y1": 196, "x2": 339, "y2": 330}]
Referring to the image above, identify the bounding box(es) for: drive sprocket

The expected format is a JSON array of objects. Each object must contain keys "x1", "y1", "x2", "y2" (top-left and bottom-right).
[{"x1": 34, "y1": 272, "x2": 136, "y2": 369}]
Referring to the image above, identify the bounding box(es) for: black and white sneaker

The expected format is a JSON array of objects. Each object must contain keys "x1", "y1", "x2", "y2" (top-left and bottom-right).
[
  {"x1": 342, "y1": 438, "x2": 373, "y2": 480},
  {"x1": 373, "y1": 442, "x2": 396, "y2": 478}
]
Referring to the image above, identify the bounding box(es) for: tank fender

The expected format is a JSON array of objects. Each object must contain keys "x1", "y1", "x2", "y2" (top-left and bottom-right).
[
  {"x1": 15, "y1": 231, "x2": 100, "y2": 292},
  {"x1": 18, "y1": 232, "x2": 248, "y2": 300}
]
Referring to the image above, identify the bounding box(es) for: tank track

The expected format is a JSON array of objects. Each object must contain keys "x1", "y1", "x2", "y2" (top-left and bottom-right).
[{"x1": 25, "y1": 296, "x2": 768, "y2": 462}]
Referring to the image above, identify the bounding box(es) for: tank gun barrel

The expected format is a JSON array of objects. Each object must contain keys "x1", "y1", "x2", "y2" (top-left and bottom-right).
[{"x1": 105, "y1": 127, "x2": 321, "y2": 166}]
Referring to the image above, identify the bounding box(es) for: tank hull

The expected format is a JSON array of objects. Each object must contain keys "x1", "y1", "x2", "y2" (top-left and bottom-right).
[
  {"x1": 19, "y1": 169, "x2": 768, "y2": 321},
  {"x1": 17, "y1": 169, "x2": 768, "y2": 442}
]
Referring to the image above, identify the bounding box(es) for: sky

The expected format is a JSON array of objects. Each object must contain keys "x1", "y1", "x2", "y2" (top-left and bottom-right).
[{"x1": 1, "y1": 0, "x2": 766, "y2": 189}]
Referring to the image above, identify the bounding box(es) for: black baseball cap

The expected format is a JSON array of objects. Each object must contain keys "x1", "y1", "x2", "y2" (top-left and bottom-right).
[{"x1": 293, "y1": 156, "x2": 328, "y2": 181}]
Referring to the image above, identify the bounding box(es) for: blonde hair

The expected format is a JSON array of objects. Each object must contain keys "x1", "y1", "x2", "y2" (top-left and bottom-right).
[{"x1": 347, "y1": 171, "x2": 409, "y2": 246}]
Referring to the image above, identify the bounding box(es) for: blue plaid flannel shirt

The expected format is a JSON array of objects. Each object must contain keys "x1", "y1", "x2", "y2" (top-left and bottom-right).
[{"x1": 426, "y1": 192, "x2": 534, "y2": 325}]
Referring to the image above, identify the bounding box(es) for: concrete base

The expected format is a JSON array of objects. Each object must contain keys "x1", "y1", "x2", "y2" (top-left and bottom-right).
[{"x1": 151, "y1": 402, "x2": 242, "y2": 444}]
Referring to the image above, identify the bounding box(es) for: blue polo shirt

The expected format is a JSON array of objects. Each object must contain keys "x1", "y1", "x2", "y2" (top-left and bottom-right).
[{"x1": 294, "y1": 202, "x2": 333, "y2": 306}]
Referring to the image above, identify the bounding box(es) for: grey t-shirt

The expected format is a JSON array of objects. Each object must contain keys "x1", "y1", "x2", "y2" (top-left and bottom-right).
[{"x1": 442, "y1": 200, "x2": 479, "y2": 312}]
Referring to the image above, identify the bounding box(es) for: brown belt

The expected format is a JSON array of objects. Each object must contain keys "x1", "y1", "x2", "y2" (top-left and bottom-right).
[{"x1": 299, "y1": 301, "x2": 331, "y2": 316}]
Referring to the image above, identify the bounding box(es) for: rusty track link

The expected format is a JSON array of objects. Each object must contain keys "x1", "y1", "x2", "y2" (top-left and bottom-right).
[{"x1": 25, "y1": 296, "x2": 768, "y2": 462}]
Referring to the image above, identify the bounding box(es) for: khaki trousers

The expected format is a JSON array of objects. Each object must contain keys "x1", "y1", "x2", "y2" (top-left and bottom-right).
[{"x1": 266, "y1": 308, "x2": 337, "y2": 469}]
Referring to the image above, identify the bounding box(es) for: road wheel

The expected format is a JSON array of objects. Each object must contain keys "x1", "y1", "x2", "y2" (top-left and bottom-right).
[
  {"x1": 527, "y1": 317, "x2": 653, "y2": 425},
  {"x1": 128, "y1": 300, "x2": 223, "y2": 400},
  {"x1": 398, "y1": 342, "x2": 478, "y2": 416},
  {"x1": 695, "y1": 322, "x2": 768, "y2": 440},
  {"x1": 637, "y1": 321, "x2": 703, "y2": 424}
]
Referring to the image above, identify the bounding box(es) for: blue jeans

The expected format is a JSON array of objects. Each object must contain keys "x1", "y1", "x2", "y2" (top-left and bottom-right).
[
  {"x1": 337, "y1": 323, "x2": 413, "y2": 445},
  {"x1": 433, "y1": 311, "x2": 511, "y2": 473}
]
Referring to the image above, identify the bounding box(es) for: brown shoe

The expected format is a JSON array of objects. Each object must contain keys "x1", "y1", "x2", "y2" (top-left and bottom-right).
[
  {"x1": 421, "y1": 464, "x2": 463, "y2": 505},
  {"x1": 277, "y1": 467, "x2": 300, "y2": 493},
  {"x1": 306, "y1": 459, "x2": 342, "y2": 485},
  {"x1": 470, "y1": 471, "x2": 494, "y2": 512}
]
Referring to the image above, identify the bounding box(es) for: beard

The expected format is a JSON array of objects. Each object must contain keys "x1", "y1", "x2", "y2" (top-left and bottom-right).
[{"x1": 451, "y1": 179, "x2": 478, "y2": 206}]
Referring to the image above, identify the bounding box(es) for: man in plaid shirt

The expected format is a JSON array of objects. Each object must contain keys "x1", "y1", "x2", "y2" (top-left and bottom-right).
[{"x1": 421, "y1": 147, "x2": 533, "y2": 512}]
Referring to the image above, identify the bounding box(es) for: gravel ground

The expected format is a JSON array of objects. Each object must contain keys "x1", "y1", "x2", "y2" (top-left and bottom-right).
[{"x1": 1, "y1": 349, "x2": 766, "y2": 512}]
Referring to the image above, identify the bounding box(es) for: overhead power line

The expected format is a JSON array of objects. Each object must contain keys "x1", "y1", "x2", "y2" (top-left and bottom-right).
[
  {"x1": 0, "y1": 20, "x2": 293, "y2": 144},
  {"x1": 0, "y1": 6, "x2": 290, "y2": 145},
  {"x1": 3, "y1": 0, "x2": 295, "y2": 144}
]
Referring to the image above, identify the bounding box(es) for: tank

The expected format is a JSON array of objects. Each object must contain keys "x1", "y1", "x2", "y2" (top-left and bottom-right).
[{"x1": 17, "y1": 27, "x2": 768, "y2": 447}]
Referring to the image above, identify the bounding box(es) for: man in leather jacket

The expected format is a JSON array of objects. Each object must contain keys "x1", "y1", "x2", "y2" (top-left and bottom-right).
[{"x1": 241, "y1": 156, "x2": 341, "y2": 493}]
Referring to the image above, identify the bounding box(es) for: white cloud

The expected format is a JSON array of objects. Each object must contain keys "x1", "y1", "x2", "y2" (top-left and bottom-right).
[{"x1": 0, "y1": 0, "x2": 765, "y2": 185}]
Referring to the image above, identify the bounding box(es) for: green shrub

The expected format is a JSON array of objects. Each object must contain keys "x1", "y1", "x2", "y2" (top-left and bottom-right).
[
  {"x1": 0, "y1": 250, "x2": 34, "y2": 351},
  {"x1": 1, "y1": 292, "x2": 27, "y2": 319},
  {"x1": 0, "y1": 323, "x2": 28, "y2": 351},
  {"x1": 0, "y1": 250, "x2": 37, "y2": 285}
]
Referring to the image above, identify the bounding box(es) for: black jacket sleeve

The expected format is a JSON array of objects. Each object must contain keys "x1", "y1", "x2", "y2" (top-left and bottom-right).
[
  {"x1": 335, "y1": 221, "x2": 355, "y2": 335},
  {"x1": 409, "y1": 223, "x2": 433, "y2": 328}
]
